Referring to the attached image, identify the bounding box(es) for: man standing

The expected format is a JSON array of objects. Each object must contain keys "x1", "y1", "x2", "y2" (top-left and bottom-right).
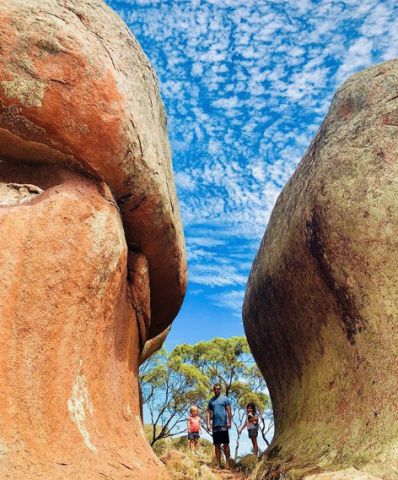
[{"x1": 207, "y1": 383, "x2": 232, "y2": 469}]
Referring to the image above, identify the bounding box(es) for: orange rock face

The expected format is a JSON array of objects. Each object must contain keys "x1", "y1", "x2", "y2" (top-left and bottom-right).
[
  {"x1": 0, "y1": 170, "x2": 163, "y2": 479},
  {"x1": 0, "y1": 1, "x2": 186, "y2": 478},
  {"x1": 0, "y1": 0, "x2": 187, "y2": 338}
]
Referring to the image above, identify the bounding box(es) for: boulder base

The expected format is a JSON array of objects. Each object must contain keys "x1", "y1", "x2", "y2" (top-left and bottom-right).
[{"x1": 0, "y1": 168, "x2": 166, "y2": 479}]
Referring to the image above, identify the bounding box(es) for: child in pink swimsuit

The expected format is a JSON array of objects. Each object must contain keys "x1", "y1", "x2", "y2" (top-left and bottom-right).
[{"x1": 187, "y1": 405, "x2": 201, "y2": 453}]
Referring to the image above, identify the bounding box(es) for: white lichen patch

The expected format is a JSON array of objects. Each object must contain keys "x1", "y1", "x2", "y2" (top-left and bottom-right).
[
  {"x1": 0, "y1": 183, "x2": 43, "y2": 206},
  {"x1": 135, "y1": 414, "x2": 145, "y2": 438},
  {"x1": 90, "y1": 210, "x2": 109, "y2": 255},
  {"x1": 0, "y1": 439, "x2": 7, "y2": 461},
  {"x1": 1, "y1": 76, "x2": 45, "y2": 107},
  {"x1": 125, "y1": 403, "x2": 132, "y2": 418},
  {"x1": 89, "y1": 209, "x2": 126, "y2": 295},
  {"x1": 67, "y1": 374, "x2": 97, "y2": 453}
]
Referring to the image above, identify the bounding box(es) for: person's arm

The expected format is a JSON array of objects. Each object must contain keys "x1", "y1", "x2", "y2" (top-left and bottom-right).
[
  {"x1": 207, "y1": 405, "x2": 212, "y2": 431},
  {"x1": 226, "y1": 404, "x2": 232, "y2": 429},
  {"x1": 187, "y1": 418, "x2": 191, "y2": 433},
  {"x1": 238, "y1": 419, "x2": 247, "y2": 435}
]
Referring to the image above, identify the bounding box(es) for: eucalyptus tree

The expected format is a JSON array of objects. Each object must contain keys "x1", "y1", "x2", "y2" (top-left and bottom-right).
[{"x1": 139, "y1": 336, "x2": 272, "y2": 453}]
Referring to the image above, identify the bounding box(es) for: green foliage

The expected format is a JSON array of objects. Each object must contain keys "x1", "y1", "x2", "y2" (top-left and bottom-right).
[
  {"x1": 170, "y1": 336, "x2": 251, "y2": 396},
  {"x1": 144, "y1": 424, "x2": 170, "y2": 456},
  {"x1": 140, "y1": 348, "x2": 205, "y2": 445}
]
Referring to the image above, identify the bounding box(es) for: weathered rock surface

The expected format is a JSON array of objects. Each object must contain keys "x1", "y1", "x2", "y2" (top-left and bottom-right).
[
  {"x1": 243, "y1": 60, "x2": 398, "y2": 479},
  {"x1": 0, "y1": 1, "x2": 186, "y2": 478},
  {"x1": 305, "y1": 469, "x2": 381, "y2": 480},
  {"x1": 0, "y1": 0, "x2": 187, "y2": 338},
  {"x1": 0, "y1": 170, "x2": 164, "y2": 479},
  {"x1": 140, "y1": 327, "x2": 171, "y2": 366}
]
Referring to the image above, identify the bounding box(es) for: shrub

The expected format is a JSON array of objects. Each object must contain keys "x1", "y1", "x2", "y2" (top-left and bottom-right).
[{"x1": 236, "y1": 454, "x2": 259, "y2": 474}]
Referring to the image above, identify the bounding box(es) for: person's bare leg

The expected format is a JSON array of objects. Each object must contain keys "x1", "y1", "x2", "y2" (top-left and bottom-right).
[
  {"x1": 194, "y1": 438, "x2": 199, "y2": 453},
  {"x1": 224, "y1": 444, "x2": 231, "y2": 469},
  {"x1": 252, "y1": 437, "x2": 258, "y2": 455},
  {"x1": 215, "y1": 445, "x2": 222, "y2": 467},
  {"x1": 189, "y1": 439, "x2": 193, "y2": 452}
]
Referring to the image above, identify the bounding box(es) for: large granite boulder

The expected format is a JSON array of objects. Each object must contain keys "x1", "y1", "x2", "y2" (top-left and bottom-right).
[
  {"x1": 0, "y1": 1, "x2": 186, "y2": 478},
  {"x1": 0, "y1": 0, "x2": 186, "y2": 339},
  {"x1": 243, "y1": 60, "x2": 398, "y2": 479}
]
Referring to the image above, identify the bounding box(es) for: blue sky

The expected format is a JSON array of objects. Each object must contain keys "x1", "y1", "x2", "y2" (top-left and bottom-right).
[{"x1": 106, "y1": 0, "x2": 398, "y2": 349}]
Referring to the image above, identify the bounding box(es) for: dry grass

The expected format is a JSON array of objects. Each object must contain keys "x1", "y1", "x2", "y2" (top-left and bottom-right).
[
  {"x1": 161, "y1": 449, "x2": 218, "y2": 480},
  {"x1": 159, "y1": 445, "x2": 251, "y2": 480},
  {"x1": 144, "y1": 425, "x2": 253, "y2": 480}
]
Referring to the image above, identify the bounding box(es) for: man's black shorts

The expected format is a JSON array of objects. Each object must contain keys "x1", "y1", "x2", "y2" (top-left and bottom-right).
[{"x1": 212, "y1": 428, "x2": 229, "y2": 445}]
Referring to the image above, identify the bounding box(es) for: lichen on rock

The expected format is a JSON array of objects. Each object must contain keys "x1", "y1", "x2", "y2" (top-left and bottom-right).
[
  {"x1": 1, "y1": 77, "x2": 45, "y2": 107},
  {"x1": 0, "y1": 182, "x2": 43, "y2": 205}
]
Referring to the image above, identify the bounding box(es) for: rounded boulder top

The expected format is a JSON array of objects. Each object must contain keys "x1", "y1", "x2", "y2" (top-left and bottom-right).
[{"x1": 0, "y1": 0, "x2": 187, "y2": 337}]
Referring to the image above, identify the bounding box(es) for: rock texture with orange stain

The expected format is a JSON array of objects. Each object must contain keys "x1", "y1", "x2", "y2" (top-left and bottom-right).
[
  {"x1": 243, "y1": 60, "x2": 398, "y2": 480},
  {"x1": 0, "y1": 1, "x2": 186, "y2": 478}
]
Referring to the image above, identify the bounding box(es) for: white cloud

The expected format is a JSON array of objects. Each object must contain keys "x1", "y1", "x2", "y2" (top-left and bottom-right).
[
  {"x1": 108, "y1": 0, "x2": 398, "y2": 317},
  {"x1": 175, "y1": 172, "x2": 196, "y2": 191},
  {"x1": 187, "y1": 236, "x2": 225, "y2": 247},
  {"x1": 210, "y1": 289, "x2": 246, "y2": 315},
  {"x1": 189, "y1": 263, "x2": 247, "y2": 287},
  {"x1": 335, "y1": 37, "x2": 374, "y2": 84},
  {"x1": 212, "y1": 96, "x2": 239, "y2": 109}
]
